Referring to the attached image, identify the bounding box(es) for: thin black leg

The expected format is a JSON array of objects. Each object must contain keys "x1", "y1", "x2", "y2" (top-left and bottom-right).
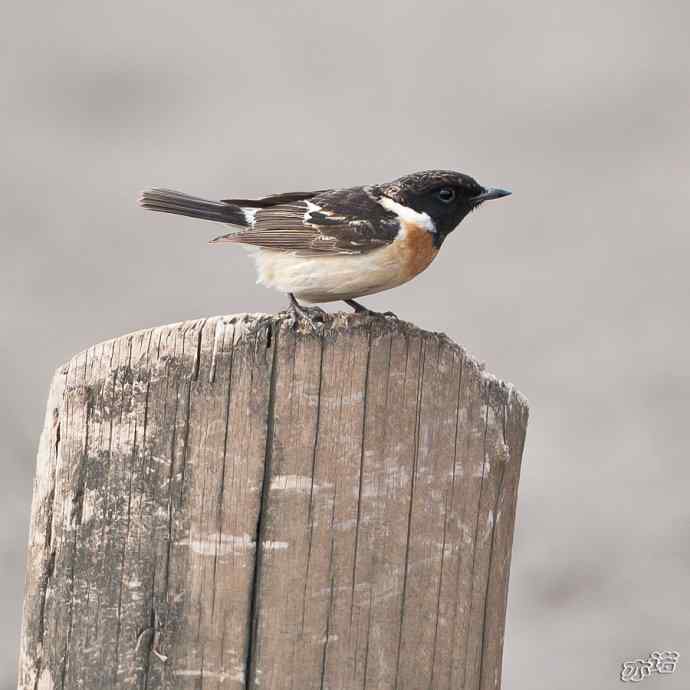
[{"x1": 287, "y1": 293, "x2": 326, "y2": 325}]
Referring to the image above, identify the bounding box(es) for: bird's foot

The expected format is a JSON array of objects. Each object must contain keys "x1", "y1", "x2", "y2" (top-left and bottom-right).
[
  {"x1": 345, "y1": 299, "x2": 398, "y2": 319},
  {"x1": 287, "y1": 294, "x2": 327, "y2": 329}
]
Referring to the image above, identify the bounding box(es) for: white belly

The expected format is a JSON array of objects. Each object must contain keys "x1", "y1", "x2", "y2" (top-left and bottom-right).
[{"x1": 247, "y1": 246, "x2": 412, "y2": 303}]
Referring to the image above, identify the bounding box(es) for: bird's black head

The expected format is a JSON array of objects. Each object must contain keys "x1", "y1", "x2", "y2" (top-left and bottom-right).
[{"x1": 380, "y1": 170, "x2": 510, "y2": 246}]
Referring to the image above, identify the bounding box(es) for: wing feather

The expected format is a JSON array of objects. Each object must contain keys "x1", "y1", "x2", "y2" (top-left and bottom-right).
[
  {"x1": 221, "y1": 190, "x2": 328, "y2": 207},
  {"x1": 210, "y1": 194, "x2": 400, "y2": 256}
]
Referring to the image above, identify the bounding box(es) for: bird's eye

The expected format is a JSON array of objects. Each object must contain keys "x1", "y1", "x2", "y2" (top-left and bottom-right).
[{"x1": 435, "y1": 187, "x2": 456, "y2": 203}]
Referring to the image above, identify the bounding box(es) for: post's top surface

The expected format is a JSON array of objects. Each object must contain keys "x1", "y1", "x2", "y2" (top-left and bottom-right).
[{"x1": 56, "y1": 311, "x2": 529, "y2": 410}]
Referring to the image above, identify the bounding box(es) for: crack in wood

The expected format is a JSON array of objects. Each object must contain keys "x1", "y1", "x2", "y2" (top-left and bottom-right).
[{"x1": 244, "y1": 321, "x2": 280, "y2": 689}]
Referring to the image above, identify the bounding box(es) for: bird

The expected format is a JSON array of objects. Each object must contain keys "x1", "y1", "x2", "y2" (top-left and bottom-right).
[{"x1": 139, "y1": 170, "x2": 510, "y2": 322}]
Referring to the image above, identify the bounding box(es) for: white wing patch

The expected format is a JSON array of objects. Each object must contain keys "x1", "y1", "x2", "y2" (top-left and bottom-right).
[
  {"x1": 303, "y1": 200, "x2": 347, "y2": 228},
  {"x1": 378, "y1": 196, "x2": 436, "y2": 235},
  {"x1": 242, "y1": 207, "x2": 259, "y2": 226},
  {"x1": 304, "y1": 200, "x2": 321, "y2": 220}
]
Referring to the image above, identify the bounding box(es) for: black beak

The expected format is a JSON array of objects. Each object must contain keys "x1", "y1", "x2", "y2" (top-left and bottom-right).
[{"x1": 473, "y1": 187, "x2": 512, "y2": 203}]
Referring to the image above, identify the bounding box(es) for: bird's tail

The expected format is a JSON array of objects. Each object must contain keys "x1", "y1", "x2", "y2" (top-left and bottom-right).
[{"x1": 139, "y1": 188, "x2": 248, "y2": 226}]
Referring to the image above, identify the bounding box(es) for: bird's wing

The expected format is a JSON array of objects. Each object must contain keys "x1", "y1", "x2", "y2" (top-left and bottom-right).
[
  {"x1": 221, "y1": 190, "x2": 329, "y2": 207},
  {"x1": 211, "y1": 187, "x2": 401, "y2": 256}
]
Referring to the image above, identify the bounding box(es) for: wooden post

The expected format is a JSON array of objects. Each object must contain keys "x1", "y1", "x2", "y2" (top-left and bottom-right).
[{"x1": 19, "y1": 313, "x2": 528, "y2": 690}]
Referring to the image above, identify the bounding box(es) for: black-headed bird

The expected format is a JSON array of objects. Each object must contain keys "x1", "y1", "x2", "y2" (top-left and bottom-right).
[{"x1": 140, "y1": 170, "x2": 510, "y2": 321}]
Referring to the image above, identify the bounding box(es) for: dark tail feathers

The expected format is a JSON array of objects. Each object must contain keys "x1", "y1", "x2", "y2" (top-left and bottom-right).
[{"x1": 139, "y1": 188, "x2": 247, "y2": 226}]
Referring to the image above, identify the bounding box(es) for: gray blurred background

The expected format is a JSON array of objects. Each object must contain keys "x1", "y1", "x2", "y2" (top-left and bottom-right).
[{"x1": 2, "y1": 1, "x2": 689, "y2": 688}]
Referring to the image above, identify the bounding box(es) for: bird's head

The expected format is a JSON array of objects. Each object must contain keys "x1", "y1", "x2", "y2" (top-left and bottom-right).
[{"x1": 379, "y1": 170, "x2": 511, "y2": 245}]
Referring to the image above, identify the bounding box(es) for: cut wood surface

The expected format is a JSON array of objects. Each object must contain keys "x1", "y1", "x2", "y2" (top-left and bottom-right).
[{"x1": 18, "y1": 312, "x2": 528, "y2": 690}]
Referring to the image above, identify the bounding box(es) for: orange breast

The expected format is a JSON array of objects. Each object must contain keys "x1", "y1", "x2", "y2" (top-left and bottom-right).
[{"x1": 392, "y1": 220, "x2": 440, "y2": 282}]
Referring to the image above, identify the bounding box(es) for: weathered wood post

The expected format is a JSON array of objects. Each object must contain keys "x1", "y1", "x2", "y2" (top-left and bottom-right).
[{"x1": 19, "y1": 313, "x2": 528, "y2": 690}]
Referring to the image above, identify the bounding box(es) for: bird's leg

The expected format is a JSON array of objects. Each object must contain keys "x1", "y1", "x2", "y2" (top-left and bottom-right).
[
  {"x1": 345, "y1": 298, "x2": 371, "y2": 314},
  {"x1": 288, "y1": 293, "x2": 326, "y2": 325},
  {"x1": 345, "y1": 299, "x2": 398, "y2": 319}
]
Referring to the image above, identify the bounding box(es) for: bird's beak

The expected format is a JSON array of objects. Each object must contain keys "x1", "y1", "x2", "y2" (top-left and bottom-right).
[{"x1": 473, "y1": 187, "x2": 512, "y2": 202}]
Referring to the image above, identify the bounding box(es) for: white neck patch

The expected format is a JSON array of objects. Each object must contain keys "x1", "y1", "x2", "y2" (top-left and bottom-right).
[{"x1": 378, "y1": 195, "x2": 436, "y2": 234}]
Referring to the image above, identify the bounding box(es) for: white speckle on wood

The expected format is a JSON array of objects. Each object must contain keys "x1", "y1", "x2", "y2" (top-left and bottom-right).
[
  {"x1": 179, "y1": 532, "x2": 256, "y2": 556},
  {"x1": 270, "y1": 474, "x2": 314, "y2": 493},
  {"x1": 262, "y1": 540, "x2": 289, "y2": 551},
  {"x1": 37, "y1": 668, "x2": 53, "y2": 690},
  {"x1": 80, "y1": 489, "x2": 97, "y2": 524},
  {"x1": 175, "y1": 668, "x2": 245, "y2": 682},
  {"x1": 127, "y1": 576, "x2": 142, "y2": 590}
]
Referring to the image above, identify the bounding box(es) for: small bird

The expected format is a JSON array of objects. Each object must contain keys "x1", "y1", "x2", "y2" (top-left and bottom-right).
[{"x1": 140, "y1": 170, "x2": 510, "y2": 320}]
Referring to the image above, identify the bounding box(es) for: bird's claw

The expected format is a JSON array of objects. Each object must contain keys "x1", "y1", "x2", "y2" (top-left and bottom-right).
[
  {"x1": 287, "y1": 295, "x2": 326, "y2": 330},
  {"x1": 345, "y1": 299, "x2": 398, "y2": 319}
]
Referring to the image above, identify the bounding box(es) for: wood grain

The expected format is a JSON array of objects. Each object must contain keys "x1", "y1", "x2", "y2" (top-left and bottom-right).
[{"x1": 19, "y1": 312, "x2": 528, "y2": 690}]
